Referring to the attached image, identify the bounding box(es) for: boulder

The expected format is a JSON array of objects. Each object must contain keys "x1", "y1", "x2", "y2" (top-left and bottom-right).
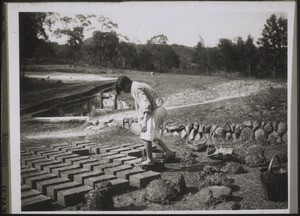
[
  {"x1": 187, "y1": 129, "x2": 196, "y2": 141},
  {"x1": 264, "y1": 123, "x2": 273, "y2": 135},
  {"x1": 232, "y1": 133, "x2": 238, "y2": 141},
  {"x1": 243, "y1": 120, "x2": 253, "y2": 128},
  {"x1": 145, "y1": 179, "x2": 178, "y2": 204},
  {"x1": 277, "y1": 122, "x2": 287, "y2": 135},
  {"x1": 254, "y1": 128, "x2": 267, "y2": 143},
  {"x1": 239, "y1": 127, "x2": 254, "y2": 142},
  {"x1": 234, "y1": 124, "x2": 243, "y2": 135},
  {"x1": 265, "y1": 144, "x2": 288, "y2": 163},
  {"x1": 267, "y1": 131, "x2": 281, "y2": 144},
  {"x1": 198, "y1": 125, "x2": 204, "y2": 133},
  {"x1": 185, "y1": 125, "x2": 192, "y2": 134},
  {"x1": 193, "y1": 123, "x2": 199, "y2": 131},
  {"x1": 210, "y1": 186, "x2": 232, "y2": 200},
  {"x1": 244, "y1": 145, "x2": 267, "y2": 167},
  {"x1": 202, "y1": 173, "x2": 233, "y2": 188},
  {"x1": 225, "y1": 133, "x2": 232, "y2": 140},
  {"x1": 222, "y1": 122, "x2": 231, "y2": 133},
  {"x1": 172, "y1": 131, "x2": 180, "y2": 136},
  {"x1": 272, "y1": 121, "x2": 278, "y2": 132},
  {"x1": 163, "y1": 129, "x2": 172, "y2": 137},
  {"x1": 230, "y1": 123, "x2": 236, "y2": 134},
  {"x1": 194, "y1": 133, "x2": 201, "y2": 141},
  {"x1": 198, "y1": 187, "x2": 213, "y2": 203},
  {"x1": 252, "y1": 121, "x2": 260, "y2": 131},
  {"x1": 210, "y1": 125, "x2": 217, "y2": 134},
  {"x1": 261, "y1": 121, "x2": 266, "y2": 128}
]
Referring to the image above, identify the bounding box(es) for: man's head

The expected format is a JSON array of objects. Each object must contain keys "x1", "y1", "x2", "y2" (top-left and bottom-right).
[{"x1": 115, "y1": 76, "x2": 133, "y2": 96}]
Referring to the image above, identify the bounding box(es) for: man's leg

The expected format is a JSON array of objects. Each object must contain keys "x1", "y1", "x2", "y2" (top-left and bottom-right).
[{"x1": 142, "y1": 140, "x2": 153, "y2": 165}]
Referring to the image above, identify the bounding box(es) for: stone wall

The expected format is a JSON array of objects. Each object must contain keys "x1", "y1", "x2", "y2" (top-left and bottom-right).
[{"x1": 122, "y1": 119, "x2": 287, "y2": 145}]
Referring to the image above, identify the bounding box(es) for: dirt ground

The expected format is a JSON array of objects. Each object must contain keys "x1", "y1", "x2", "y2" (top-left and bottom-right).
[{"x1": 20, "y1": 65, "x2": 288, "y2": 211}]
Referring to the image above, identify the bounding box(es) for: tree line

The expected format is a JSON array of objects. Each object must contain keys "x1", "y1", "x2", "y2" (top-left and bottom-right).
[{"x1": 20, "y1": 13, "x2": 287, "y2": 78}]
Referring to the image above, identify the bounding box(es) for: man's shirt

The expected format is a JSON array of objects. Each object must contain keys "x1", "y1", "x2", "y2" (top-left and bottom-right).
[{"x1": 130, "y1": 81, "x2": 164, "y2": 118}]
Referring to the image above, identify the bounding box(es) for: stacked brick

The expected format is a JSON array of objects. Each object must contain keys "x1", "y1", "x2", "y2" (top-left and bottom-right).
[{"x1": 21, "y1": 141, "x2": 160, "y2": 210}]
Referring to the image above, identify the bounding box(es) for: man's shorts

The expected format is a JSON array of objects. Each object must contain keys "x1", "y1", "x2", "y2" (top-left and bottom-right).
[{"x1": 140, "y1": 106, "x2": 167, "y2": 142}]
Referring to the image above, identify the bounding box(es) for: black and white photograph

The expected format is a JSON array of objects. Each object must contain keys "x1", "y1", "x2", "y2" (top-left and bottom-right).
[{"x1": 2, "y1": 1, "x2": 298, "y2": 214}]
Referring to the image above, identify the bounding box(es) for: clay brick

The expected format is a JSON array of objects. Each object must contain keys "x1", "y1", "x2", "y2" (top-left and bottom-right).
[
  {"x1": 72, "y1": 140, "x2": 93, "y2": 147},
  {"x1": 104, "y1": 165, "x2": 133, "y2": 175},
  {"x1": 101, "y1": 154, "x2": 126, "y2": 162},
  {"x1": 35, "y1": 160, "x2": 61, "y2": 170},
  {"x1": 98, "y1": 152, "x2": 118, "y2": 159},
  {"x1": 21, "y1": 189, "x2": 41, "y2": 199},
  {"x1": 21, "y1": 167, "x2": 37, "y2": 175},
  {"x1": 36, "y1": 177, "x2": 70, "y2": 194},
  {"x1": 60, "y1": 168, "x2": 90, "y2": 181},
  {"x1": 40, "y1": 149, "x2": 60, "y2": 156},
  {"x1": 127, "y1": 143, "x2": 144, "y2": 149},
  {"x1": 65, "y1": 156, "x2": 90, "y2": 165},
  {"x1": 69, "y1": 148, "x2": 90, "y2": 156},
  {"x1": 129, "y1": 171, "x2": 161, "y2": 188},
  {"x1": 22, "y1": 194, "x2": 52, "y2": 211},
  {"x1": 50, "y1": 142, "x2": 69, "y2": 150},
  {"x1": 25, "y1": 173, "x2": 58, "y2": 189},
  {"x1": 74, "y1": 171, "x2": 104, "y2": 184},
  {"x1": 90, "y1": 144, "x2": 110, "y2": 154},
  {"x1": 28, "y1": 158, "x2": 53, "y2": 168},
  {"x1": 43, "y1": 163, "x2": 69, "y2": 173},
  {"x1": 22, "y1": 156, "x2": 45, "y2": 166},
  {"x1": 22, "y1": 171, "x2": 47, "y2": 184},
  {"x1": 21, "y1": 184, "x2": 31, "y2": 192},
  {"x1": 93, "y1": 162, "x2": 120, "y2": 172},
  {"x1": 121, "y1": 143, "x2": 136, "y2": 148},
  {"x1": 111, "y1": 147, "x2": 131, "y2": 154},
  {"x1": 60, "y1": 146, "x2": 82, "y2": 152},
  {"x1": 113, "y1": 156, "x2": 137, "y2": 165},
  {"x1": 47, "y1": 181, "x2": 81, "y2": 200},
  {"x1": 82, "y1": 160, "x2": 109, "y2": 170},
  {"x1": 109, "y1": 179, "x2": 130, "y2": 195},
  {"x1": 57, "y1": 185, "x2": 93, "y2": 207},
  {"x1": 52, "y1": 165, "x2": 80, "y2": 177},
  {"x1": 42, "y1": 150, "x2": 61, "y2": 158},
  {"x1": 35, "y1": 148, "x2": 53, "y2": 156},
  {"x1": 76, "y1": 142, "x2": 95, "y2": 148},
  {"x1": 99, "y1": 146, "x2": 120, "y2": 153},
  {"x1": 120, "y1": 149, "x2": 143, "y2": 158},
  {"x1": 116, "y1": 168, "x2": 145, "y2": 180},
  {"x1": 85, "y1": 175, "x2": 116, "y2": 188},
  {"x1": 55, "y1": 153, "x2": 79, "y2": 162},
  {"x1": 28, "y1": 145, "x2": 47, "y2": 154},
  {"x1": 21, "y1": 152, "x2": 32, "y2": 157},
  {"x1": 72, "y1": 158, "x2": 98, "y2": 167},
  {"x1": 123, "y1": 158, "x2": 143, "y2": 166}
]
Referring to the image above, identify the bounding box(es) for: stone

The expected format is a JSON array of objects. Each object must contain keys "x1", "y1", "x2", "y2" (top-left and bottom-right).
[
  {"x1": 264, "y1": 123, "x2": 274, "y2": 135},
  {"x1": 210, "y1": 125, "x2": 217, "y2": 134},
  {"x1": 232, "y1": 133, "x2": 238, "y2": 141},
  {"x1": 174, "y1": 174, "x2": 187, "y2": 196},
  {"x1": 212, "y1": 127, "x2": 226, "y2": 141},
  {"x1": 267, "y1": 131, "x2": 281, "y2": 145},
  {"x1": 205, "y1": 125, "x2": 211, "y2": 134},
  {"x1": 198, "y1": 187, "x2": 213, "y2": 203},
  {"x1": 185, "y1": 125, "x2": 192, "y2": 134},
  {"x1": 181, "y1": 129, "x2": 188, "y2": 139},
  {"x1": 202, "y1": 173, "x2": 233, "y2": 188},
  {"x1": 255, "y1": 128, "x2": 267, "y2": 143},
  {"x1": 252, "y1": 121, "x2": 260, "y2": 131},
  {"x1": 230, "y1": 123, "x2": 236, "y2": 133},
  {"x1": 239, "y1": 127, "x2": 254, "y2": 142},
  {"x1": 234, "y1": 124, "x2": 242, "y2": 135},
  {"x1": 277, "y1": 122, "x2": 287, "y2": 135},
  {"x1": 225, "y1": 133, "x2": 232, "y2": 140},
  {"x1": 187, "y1": 129, "x2": 196, "y2": 141},
  {"x1": 194, "y1": 133, "x2": 201, "y2": 141},
  {"x1": 272, "y1": 121, "x2": 278, "y2": 132},
  {"x1": 223, "y1": 123, "x2": 231, "y2": 133},
  {"x1": 261, "y1": 122, "x2": 266, "y2": 128},
  {"x1": 244, "y1": 145, "x2": 267, "y2": 167},
  {"x1": 145, "y1": 179, "x2": 178, "y2": 204},
  {"x1": 198, "y1": 125, "x2": 203, "y2": 133},
  {"x1": 198, "y1": 186, "x2": 232, "y2": 204},
  {"x1": 243, "y1": 120, "x2": 253, "y2": 128},
  {"x1": 223, "y1": 163, "x2": 245, "y2": 174},
  {"x1": 282, "y1": 132, "x2": 287, "y2": 144},
  {"x1": 129, "y1": 171, "x2": 161, "y2": 188},
  {"x1": 172, "y1": 131, "x2": 180, "y2": 136},
  {"x1": 193, "y1": 123, "x2": 199, "y2": 131}
]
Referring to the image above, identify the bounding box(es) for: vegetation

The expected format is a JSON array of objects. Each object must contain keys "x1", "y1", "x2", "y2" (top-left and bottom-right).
[{"x1": 20, "y1": 13, "x2": 287, "y2": 78}]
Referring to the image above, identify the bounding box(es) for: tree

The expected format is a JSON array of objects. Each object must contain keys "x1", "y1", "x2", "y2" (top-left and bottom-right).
[
  {"x1": 257, "y1": 14, "x2": 287, "y2": 77},
  {"x1": 217, "y1": 38, "x2": 236, "y2": 73},
  {"x1": 147, "y1": 34, "x2": 168, "y2": 45},
  {"x1": 192, "y1": 40, "x2": 209, "y2": 74},
  {"x1": 116, "y1": 42, "x2": 137, "y2": 68},
  {"x1": 244, "y1": 35, "x2": 258, "y2": 77},
  {"x1": 19, "y1": 13, "x2": 48, "y2": 79}
]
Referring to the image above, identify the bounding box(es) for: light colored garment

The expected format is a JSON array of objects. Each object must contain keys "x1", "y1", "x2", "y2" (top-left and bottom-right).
[{"x1": 130, "y1": 81, "x2": 167, "y2": 141}]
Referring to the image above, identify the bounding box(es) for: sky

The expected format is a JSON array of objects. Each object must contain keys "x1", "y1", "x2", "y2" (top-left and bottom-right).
[{"x1": 44, "y1": 2, "x2": 288, "y2": 47}]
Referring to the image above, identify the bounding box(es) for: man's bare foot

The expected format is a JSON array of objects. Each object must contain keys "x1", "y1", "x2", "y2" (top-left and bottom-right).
[{"x1": 141, "y1": 159, "x2": 154, "y2": 166}]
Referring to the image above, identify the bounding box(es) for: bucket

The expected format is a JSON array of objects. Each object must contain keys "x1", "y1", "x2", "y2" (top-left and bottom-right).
[{"x1": 260, "y1": 155, "x2": 288, "y2": 201}]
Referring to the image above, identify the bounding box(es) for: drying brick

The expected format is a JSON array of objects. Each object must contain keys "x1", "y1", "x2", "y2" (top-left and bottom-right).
[
  {"x1": 129, "y1": 171, "x2": 161, "y2": 188},
  {"x1": 21, "y1": 194, "x2": 52, "y2": 211},
  {"x1": 111, "y1": 147, "x2": 131, "y2": 154},
  {"x1": 93, "y1": 162, "x2": 120, "y2": 172},
  {"x1": 104, "y1": 165, "x2": 133, "y2": 175},
  {"x1": 21, "y1": 189, "x2": 41, "y2": 199},
  {"x1": 57, "y1": 185, "x2": 93, "y2": 207},
  {"x1": 82, "y1": 160, "x2": 109, "y2": 170},
  {"x1": 101, "y1": 154, "x2": 126, "y2": 162},
  {"x1": 36, "y1": 177, "x2": 70, "y2": 194},
  {"x1": 116, "y1": 168, "x2": 145, "y2": 180},
  {"x1": 74, "y1": 171, "x2": 104, "y2": 184},
  {"x1": 47, "y1": 181, "x2": 81, "y2": 200},
  {"x1": 52, "y1": 165, "x2": 80, "y2": 177},
  {"x1": 55, "y1": 153, "x2": 79, "y2": 162},
  {"x1": 21, "y1": 167, "x2": 37, "y2": 175},
  {"x1": 85, "y1": 175, "x2": 116, "y2": 188},
  {"x1": 43, "y1": 163, "x2": 69, "y2": 173},
  {"x1": 109, "y1": 179, "x2": 130, "y2": 195},
  {"x1": 120, "y1": 149, "x2": 143, "y2": 158},
  {"x1": 25, "y1": 173, "x2": 58, "y2": 189},
  {"x1": 60, "y1": 168, "x2": 90, "y2": 181},
  {"x1": 65, "y1": 156, "x2": 90, "y2": 165},
  {"x1": 35, "y1": 160, "x2": 61, "y2": 170},
  {"x1": 124, "y1": 158, "x2": 144, "y2": 166},
  {"x1": 22, "y1": 171, "x2": 47, "y2": 185},
  {"x1": 113, "y1": 156, "x2": 137, "y2": 165}
]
